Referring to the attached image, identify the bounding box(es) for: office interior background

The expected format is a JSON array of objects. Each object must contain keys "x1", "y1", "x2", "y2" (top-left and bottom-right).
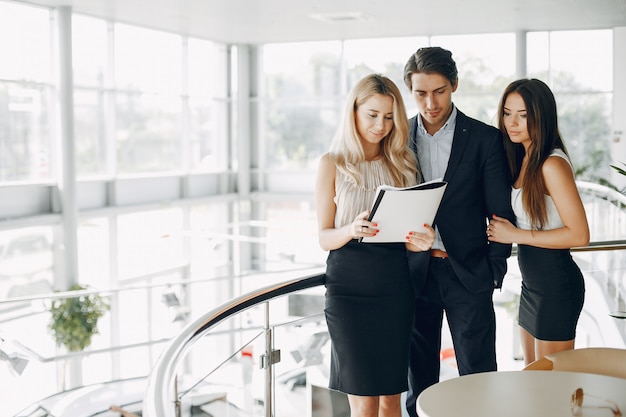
[{"x1": 1, "y1": 0, "x2": 626, "y2": 415}]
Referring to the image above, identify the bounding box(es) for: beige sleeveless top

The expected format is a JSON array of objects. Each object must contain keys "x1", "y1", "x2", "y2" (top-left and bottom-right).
[{"x1": 334, "y1": 159, "x2": 415, "y2": 228}]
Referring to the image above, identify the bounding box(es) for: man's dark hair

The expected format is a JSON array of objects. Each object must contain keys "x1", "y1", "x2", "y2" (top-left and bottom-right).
[{"x1": 403, "y1": 46, "x2": 458, "y2": 90}]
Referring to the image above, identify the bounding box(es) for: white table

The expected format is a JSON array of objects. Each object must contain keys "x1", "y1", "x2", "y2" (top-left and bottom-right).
[{"x1": 416, "y1": 370, "x2": 626, "y2": 417}]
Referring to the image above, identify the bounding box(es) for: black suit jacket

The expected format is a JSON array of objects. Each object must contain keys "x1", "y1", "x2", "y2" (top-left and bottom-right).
[{"x1": 408, "y1": 109, "x2": 515, "y2": 295}]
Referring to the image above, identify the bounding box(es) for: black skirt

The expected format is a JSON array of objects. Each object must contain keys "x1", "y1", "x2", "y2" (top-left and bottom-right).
[
  {"x1": 517, "y1": 244, "x2": 585, "y2": 341},
  {"x1": 324, "y1": 240, "x2": 415, "y2": 396}
]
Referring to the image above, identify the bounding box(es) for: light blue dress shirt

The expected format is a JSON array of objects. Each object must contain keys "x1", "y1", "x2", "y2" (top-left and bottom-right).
[{"x1": 415, "y1": 105, "x2": 457, "y2": 251}]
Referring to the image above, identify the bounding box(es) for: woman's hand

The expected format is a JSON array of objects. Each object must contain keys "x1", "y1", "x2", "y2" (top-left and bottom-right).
[
  {"x1": 406, "y1": 224, "x2": 435, "y2": 252},
  {"x1": 487, "y1": 214, "x2": 518, "y2": 244},
  {"x1": 352, "y1": 210, "x2": 378, "y2": 239}
]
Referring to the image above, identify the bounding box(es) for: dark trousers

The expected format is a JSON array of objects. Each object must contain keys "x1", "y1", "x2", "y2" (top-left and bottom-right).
[{"x1": 406, "y1": 258, "x2": 497, "y2": 417}]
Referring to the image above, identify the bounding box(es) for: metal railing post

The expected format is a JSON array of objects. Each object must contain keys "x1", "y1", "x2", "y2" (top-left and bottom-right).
[
  {"x1": 260, "y1": 300, "x2": 282, "y2": 417},
  {"x1": 174, "y1": 375, "x2": 181, "y2": 417},
  {"x1": 264, "y1": 302, "x2": 273, "y2": 417}
]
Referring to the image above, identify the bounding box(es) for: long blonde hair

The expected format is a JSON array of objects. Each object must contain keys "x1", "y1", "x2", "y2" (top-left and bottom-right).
[{"x1": 329, "y1": 74, "x2": 419, "y2": 187}]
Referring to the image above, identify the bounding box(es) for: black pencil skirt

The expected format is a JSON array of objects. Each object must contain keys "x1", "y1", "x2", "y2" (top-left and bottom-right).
[
  {"x1": 324, "y1": 240, "x2": 415, "y2": 396},
  {"x1": 517, "y1": 244, "x2": 585, "y2": 341}
]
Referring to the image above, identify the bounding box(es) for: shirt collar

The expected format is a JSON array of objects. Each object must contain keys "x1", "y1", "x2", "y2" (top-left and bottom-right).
[{"x1": 417, "y1": 104, "x2": 457, "y2": 134}]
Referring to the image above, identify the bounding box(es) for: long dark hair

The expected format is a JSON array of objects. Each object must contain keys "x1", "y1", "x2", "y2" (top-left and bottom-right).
[{"x1": 497, "y1": 78, "x2": 570, "y2": 229}]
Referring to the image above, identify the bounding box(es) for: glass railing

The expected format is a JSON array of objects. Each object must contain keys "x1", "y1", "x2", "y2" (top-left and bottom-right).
[
  {"x1": 3, "y1": 236, "x2": 623, "y2": 417},
  {"x1": 142, "y1": 243, "x2": 626, "y2": 417},
  {"x1": 142, "y1": 270, "x2": 328, "y2": 417}
]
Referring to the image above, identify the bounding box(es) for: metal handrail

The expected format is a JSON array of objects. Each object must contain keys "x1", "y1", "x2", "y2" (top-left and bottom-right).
[{"x1": 142, "y1": 271, "x2": 326, "y2": 417}]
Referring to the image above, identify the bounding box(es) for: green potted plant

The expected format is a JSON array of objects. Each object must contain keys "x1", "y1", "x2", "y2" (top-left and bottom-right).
[
  {"x1": 48, "y1": 284, "x2": 110, "y2": 389},
  {"x1": 48, "y1": 284, "x2": 110, "y2": 353}
]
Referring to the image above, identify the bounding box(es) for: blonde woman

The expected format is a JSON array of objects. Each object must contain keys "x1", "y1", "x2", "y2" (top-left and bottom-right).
[{"x1": 316, "y1": 74, "x2": 434, "y2": 417}]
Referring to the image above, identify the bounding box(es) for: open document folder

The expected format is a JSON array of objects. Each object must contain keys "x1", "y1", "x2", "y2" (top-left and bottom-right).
[{"x1": 360, "y1": 179, "x2": 447, "y2": 243}]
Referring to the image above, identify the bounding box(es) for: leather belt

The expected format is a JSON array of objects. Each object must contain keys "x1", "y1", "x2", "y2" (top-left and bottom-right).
[{"x1": 430, "y1": 249, "x2": 449, "y2": 258}]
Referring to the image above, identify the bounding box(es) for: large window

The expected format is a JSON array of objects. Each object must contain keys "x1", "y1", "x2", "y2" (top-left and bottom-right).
[
  {"x1": 0, "y1": 226, "x2": 54, "y2": 301},
  {"x1": 259, "y1": 32, "x2": 612, "y2": 180},
  {"x1": 343, "y1": 36, "x2": 430, "y2": 116},
  {"x1": 187, "y1": 39, "x2": 227, "y2": 172},
  {"x1": 431, "y1": 33, "x2": 517, "y2": 124},
  {"x1": 73, "y1": 15, "x2": 109, "y2": 177},
  {"x1": 259, "y1": 34, "x2": 518, "y2": 172},
  {"x1": 261, "y1": 41, "x2": 343, "y2": 171},
  {"x1": 71, "y1": 18, "x2": 227, "y2": 178},
  {"x1": 116, "y1": 209, "x2": 185, "y2": 278},
  {"x1": 114, "y1": 25, "x2": 183, "y2": 174},
  {"x1": 0, "y1": 2, "x2": 53, "y2": 182},
  {"x1": 528, "y1": 30, "x2": 613, "y2": 182}
]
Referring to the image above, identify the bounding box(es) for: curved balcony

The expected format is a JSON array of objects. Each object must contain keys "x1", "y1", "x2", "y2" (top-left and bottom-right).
[{"x1": 2, "y1": 180, "x2": 625, "y2": 417}]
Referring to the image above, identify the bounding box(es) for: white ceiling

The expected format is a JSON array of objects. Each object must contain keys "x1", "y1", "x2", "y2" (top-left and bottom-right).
[{"x1": 15, "y1": 0, "x2": 626, "y2": 44}]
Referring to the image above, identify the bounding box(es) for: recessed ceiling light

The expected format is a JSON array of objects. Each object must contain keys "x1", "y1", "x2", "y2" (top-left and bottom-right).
[{"x1": 309, "y1": 12, "x2": 373, "y2": 23}]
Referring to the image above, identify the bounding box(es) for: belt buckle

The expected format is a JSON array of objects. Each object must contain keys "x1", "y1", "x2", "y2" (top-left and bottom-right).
[{"x1": 430, "y1": 249, "x2": 448, "y2": 259}]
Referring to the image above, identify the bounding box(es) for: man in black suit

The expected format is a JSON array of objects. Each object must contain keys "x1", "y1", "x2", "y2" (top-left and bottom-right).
[{"x1": 402, "y1": 47, "x2": 515, "y2": 417}]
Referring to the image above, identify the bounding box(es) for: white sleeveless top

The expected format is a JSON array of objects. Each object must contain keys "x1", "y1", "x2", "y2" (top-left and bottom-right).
[
  {"x1": 511, "y1": 148, "x2": 572, "y2": 231},
  {"x1": 334, "y1": 159, "x2": 414, "y2": 228}
]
